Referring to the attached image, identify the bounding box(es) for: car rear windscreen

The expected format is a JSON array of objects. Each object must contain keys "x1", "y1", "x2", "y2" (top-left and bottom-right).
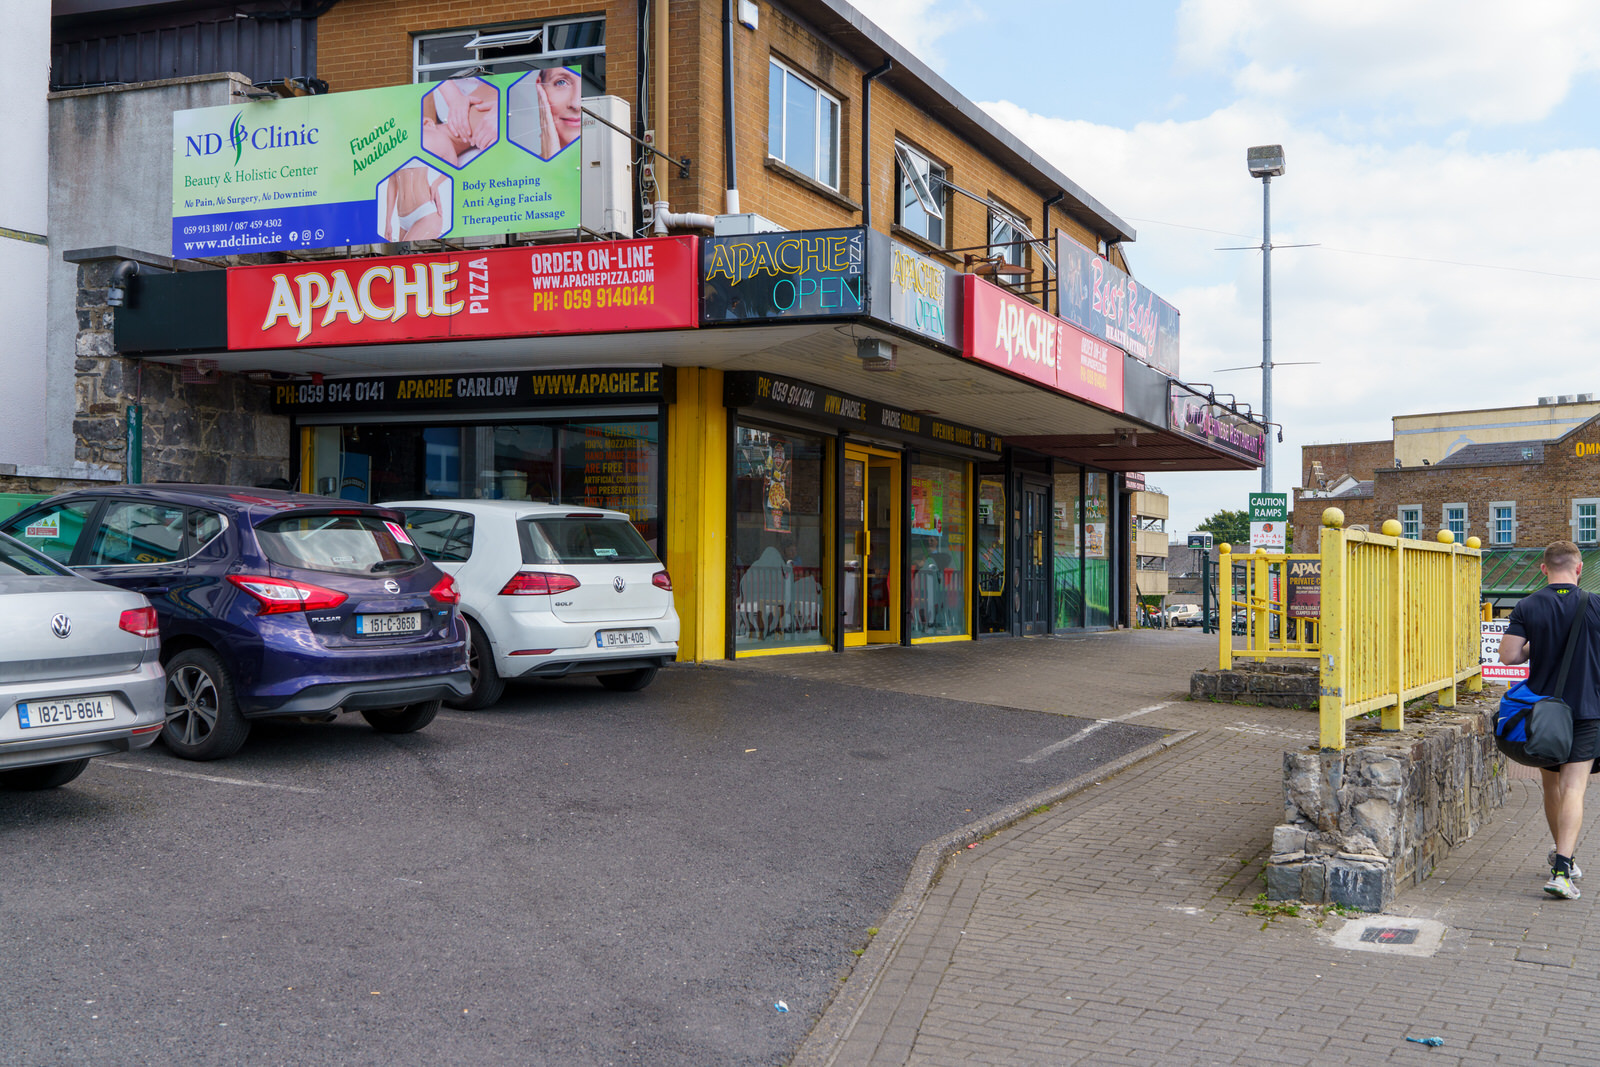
[
  {"x1": 519, "y1": 517, "x2": 657, "y2": 565},
  {"x1": 0, "y1": 532, "x2": 75, "y2": 577},
  {"x1": 256, "y1": 513, "x2": 424, "y2": 576}
]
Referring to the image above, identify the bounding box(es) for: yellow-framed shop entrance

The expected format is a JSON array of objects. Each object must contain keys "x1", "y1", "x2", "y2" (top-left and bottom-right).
[{"x1": 843, "y1": 444, "x2": 903, "y2": 647}]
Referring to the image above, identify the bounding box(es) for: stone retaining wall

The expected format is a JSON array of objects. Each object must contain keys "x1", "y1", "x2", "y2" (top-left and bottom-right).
[
  {"x1": 1190, "y1": 660, "x2": 1319, "y2": 709},
  {"x1": 1266, "y1": 704, "x2": 1505, "y2": 911}
]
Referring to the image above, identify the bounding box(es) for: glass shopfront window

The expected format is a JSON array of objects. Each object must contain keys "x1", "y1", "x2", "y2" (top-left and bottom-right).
[
  {"x1": 1083, "y1": 471, "x2": 1112, "y2": 628},
  {"x1": 909, "y1": 454, "x2": 970, "y2": 638},
  {"x1": 1053, "y1": 466, "x2": 1081, "y2": 629},
  {"x1": 306, "y1": 418, "x2": 660, "y2": 547},
  {"x1": 733, "y1": 424, "x2": 828, "y2": 653},
  {"x1": 976, "y1": 466, "x2": 1006, "y2": 634}
]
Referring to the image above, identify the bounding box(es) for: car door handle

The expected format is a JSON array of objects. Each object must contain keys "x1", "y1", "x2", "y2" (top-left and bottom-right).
[{"x1": 137, "y1": 586, "x2": 170, "y2": 595}]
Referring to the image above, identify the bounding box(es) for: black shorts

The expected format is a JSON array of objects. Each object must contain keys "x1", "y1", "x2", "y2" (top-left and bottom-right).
[{"x1": 1569, "y1": 719, "x2": 1600, "y2": 770}]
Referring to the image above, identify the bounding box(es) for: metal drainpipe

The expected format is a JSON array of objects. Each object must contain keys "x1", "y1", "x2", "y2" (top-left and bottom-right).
[
  {"x1": 722, "y1": 0, "x2": 739, "y2": 213},
  {"x1": 860, "y1": 58, "x2": 893, "y2": 228},
  {"x1": 1041, "y1": 191, "x2": 1063, "y2": 312}
]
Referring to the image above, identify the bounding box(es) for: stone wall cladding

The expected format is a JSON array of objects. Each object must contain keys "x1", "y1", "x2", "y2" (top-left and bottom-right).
[
  {"x1": 75, "y1": 259, "x2": 290, "y2": 487},
  {"x1": 1267, "y1": 704, "x2": 1505, "y2": 912}
]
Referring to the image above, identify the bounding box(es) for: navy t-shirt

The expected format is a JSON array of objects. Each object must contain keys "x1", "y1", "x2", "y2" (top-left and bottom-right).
[{"x1": 1506, "y1": 584, "x2": 1600, "y2": 720}]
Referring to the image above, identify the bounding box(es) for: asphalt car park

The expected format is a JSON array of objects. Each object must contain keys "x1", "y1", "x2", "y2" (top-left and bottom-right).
[{"x1": 0, "y1": 663, "x2": 1164, "y2": 1067}]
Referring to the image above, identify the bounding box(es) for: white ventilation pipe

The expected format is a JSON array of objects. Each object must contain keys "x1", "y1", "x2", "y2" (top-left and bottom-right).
[{"x1": 652, "y1": 201, "x2": 717, "y2": 236}]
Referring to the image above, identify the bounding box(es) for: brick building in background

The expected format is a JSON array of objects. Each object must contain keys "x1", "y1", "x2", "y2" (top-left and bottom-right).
[{"x1": 1295, "y1": 400, "x2": 1600, "y2": 591}]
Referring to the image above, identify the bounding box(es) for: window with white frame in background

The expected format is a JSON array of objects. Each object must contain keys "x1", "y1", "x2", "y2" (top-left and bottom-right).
[
  {"x1": 988, "y1": 205, "x2": 1029, "y2": 284},
  {"x1": 766, "y1": 59, "x2": 840, "y2": 190},
  {"x1": 414, "y1": 18, "x2": 606, "y2": 95},
  {"x1": 1491, "y1": 502, "x2": 1515, "y2": 546},
  {"x1": 1399, "y1": 506, "x2": 1420, "y2": 540},
  {"x1": 1576, "y1": 499, "x2": 1600, "y2": 544},
  {"x1": 894, "y1": 141, "x2": 947, "y2": 246},
  {"x1": 1444, "y1": 504, "x2": 1467, "y2": 540}
]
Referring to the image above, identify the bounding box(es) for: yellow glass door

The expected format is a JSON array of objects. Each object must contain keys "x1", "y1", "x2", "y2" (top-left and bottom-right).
[{"x1": 843, "y1": 445, "x2": 900, "y2": 646}]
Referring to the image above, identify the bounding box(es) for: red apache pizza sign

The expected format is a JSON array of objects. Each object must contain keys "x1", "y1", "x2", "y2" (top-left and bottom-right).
[
  {"x1": 960, "y1": 275, "x2": 1123, "y2": 412},
  {"x1": 227, "y1": 236, "x2": 699, "y2": 350}
]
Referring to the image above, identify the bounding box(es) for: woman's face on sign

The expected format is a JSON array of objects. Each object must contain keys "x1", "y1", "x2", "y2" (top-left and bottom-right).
[{"x1": 543, "y1": 68, "x2": 582, "y2": 146}]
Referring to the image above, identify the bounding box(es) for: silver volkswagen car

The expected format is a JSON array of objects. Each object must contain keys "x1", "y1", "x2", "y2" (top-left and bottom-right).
[{"x1": 0, "y1": 531, "x2": 166, "y2": 789}]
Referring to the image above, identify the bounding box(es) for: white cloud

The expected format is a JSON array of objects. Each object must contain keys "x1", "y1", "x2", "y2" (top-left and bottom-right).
[
  {"x1": 845, "y1": 0, "x2": 980, "y2": 70},
  {"x1": 978, "y1": 98, "x2": 1600, "y2": 530},
  {"x1": 1175, "y1": 0, "x2": 1600, "y2": 125}
]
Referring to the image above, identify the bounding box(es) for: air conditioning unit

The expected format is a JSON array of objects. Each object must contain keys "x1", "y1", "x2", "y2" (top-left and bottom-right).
[
  {"x1": 1559, "y1": 394, "x2": 1577, "y2": 404},
  {"x1": 1538, "y1": 396, "x2": 1557, "y2": 406},
  {"x1": 1579, "y1": 393, "x2": 1597, "y2": 403},
  {"x1": 714, "y1": 213, "x2": 785, "y2": 235},
  {"x1": 581, "y1": 95, "x2": 633, "y2": 239}
]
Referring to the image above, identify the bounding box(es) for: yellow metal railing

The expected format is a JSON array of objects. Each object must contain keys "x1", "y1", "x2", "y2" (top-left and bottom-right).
[
  {"x1": 1217, "y1": 548, "x2": 1321, "y2": 665},
  {"x1": 1216, "y1": 508, "x2": 1483, "y2": 749},
  {"x1": 1317, "y1": 509, "x2": 1482, "y2": 748}
]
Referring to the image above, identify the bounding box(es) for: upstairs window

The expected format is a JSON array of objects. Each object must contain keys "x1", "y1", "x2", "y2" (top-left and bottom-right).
[
  {"x1": 1576, "y1": 500, "x2": 1599, "y2": 544},
  {"x1": 1491, "y1": 502, "x2": 1515, "y2": 546},
  {"x1": 988, "y1": 205, "x2": 1030, "y2": 286},
  {"x1": 894, "y1": 141, "x2": 947, "y2": 246},
  {"x1": 1399, "y1": 506, "x2": 1420, "y2": 541},
  {"x1": 767, "y1": 59, "x2": 840, "y2": 190},
  {"x1": 1444, "y1": 504, "x2": 1467, "y2": 540},
  {"x1": 415, "y1": 18, "x2": 606, "y2": 96}
]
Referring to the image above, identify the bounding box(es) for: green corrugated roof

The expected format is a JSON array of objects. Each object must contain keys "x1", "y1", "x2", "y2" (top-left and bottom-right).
[{"x1": 1482, "y1": 548, "x2": 1600, "y2": 598}]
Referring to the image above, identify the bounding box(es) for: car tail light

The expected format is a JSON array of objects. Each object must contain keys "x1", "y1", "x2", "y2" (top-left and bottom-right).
[
  {"x1": 119, "y1": 606, "x2": 160, "y2": 638},
  {"x1": 652, "y1": 570, "x2": 672, "y2": 591},
  {"x1": 499, "y1": 571, "x2": 581, "y2": 596},
  {"x1": 429, "y1": 574, "x2": 461, "y2": 605},
  {"x1": 227, "y1": 574, "x2": 349, "y2": 615}
]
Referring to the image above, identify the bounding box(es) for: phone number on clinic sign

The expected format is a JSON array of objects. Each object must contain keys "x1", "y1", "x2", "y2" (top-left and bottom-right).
[{"x1": 225, "y1": 237, "x2": 700, "y2": 350}]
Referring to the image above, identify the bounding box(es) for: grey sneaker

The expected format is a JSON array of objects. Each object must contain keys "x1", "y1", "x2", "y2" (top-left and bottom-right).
[
  {"x1": 1546, "y1": 871, "x2": 1582, "y2": 900},
  {"x1": 1548, "y1": 851, "x2": 1583, "y2": 879}
]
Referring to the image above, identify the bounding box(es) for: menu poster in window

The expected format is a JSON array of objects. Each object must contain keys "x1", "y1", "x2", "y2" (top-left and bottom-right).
[
  {"x1": 912, "y1": 477, "x2": 941, "y2": 536},
  {"x1": 763, "y1": 442, "x2": 790, "y2": 532},
  {"x1": 977, "y1": 477, "x2": 1005, "y2": 595},
  {"x1": 1084, "y1": 523, "x2": 1107, "y2": 557}
]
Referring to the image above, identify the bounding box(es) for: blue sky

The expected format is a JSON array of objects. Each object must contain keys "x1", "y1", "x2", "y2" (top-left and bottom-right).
[{"x1": 852, "y1": 0, "x2": 1600, "y2": 533}]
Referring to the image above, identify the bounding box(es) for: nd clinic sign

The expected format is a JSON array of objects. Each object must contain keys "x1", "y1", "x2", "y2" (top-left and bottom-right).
[
  {"x1": 961, "y1": 275, "x2": 1122, "y2": 411},
  {"x1": 172, "y1": 70, "x2": 583, "y2": 257},
  {"x1": 226, "y1": 237, "x2": 699, "y2": 349}
]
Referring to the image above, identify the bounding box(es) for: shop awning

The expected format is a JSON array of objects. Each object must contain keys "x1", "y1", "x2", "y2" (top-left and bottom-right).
[{"x1": 1481, "y1": 548, "x2": 1600, "y2": 602}]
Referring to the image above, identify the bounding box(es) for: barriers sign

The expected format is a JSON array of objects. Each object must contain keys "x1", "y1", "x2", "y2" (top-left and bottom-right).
[{"x1": 1481, "y1": 618, "x2": 1529, "y2": 683}]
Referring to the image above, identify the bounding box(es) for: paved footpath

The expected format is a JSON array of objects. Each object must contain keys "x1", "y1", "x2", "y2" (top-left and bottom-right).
[{"x1": 740, "y1": 630, "x2": 1600, "y2": 1066}]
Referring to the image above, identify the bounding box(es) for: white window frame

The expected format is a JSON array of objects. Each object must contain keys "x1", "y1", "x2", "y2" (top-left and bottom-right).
[
  {"x1": 987, "y1": 202, "x2": 1030, "y2": 283},
  {"x1": 1574, "y1": 498, "x2": 1600, "y2": 545},
  {"x1": 1399, "y1": 505, "x2": 1421, "y2": 541},
  {"x1": 766, "y1": 58, "x2": 841, "y2": 190},
  {"x1": 413, "y1": 17, "x2": 606, "y2": 84},
  {"x1": 1443, "y1": 503, "x2": 1467, "y2": 540},
  {"x1": 1490, "y1": 501, "x2": 1516, "y2": 547},
  {"x1": 894, "y1": 140, "x2": 947, "y2": 246}
]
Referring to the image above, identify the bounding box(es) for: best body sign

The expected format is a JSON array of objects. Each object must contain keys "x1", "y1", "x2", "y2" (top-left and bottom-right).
[
  {"x1": 173, "y1": 70, "x2": 582, "y2": 258},
  {"x1": 226, "y1": 237, "x2": 698, "y2": 349}
]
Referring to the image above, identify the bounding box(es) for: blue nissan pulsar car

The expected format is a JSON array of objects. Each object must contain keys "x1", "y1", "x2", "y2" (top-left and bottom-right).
[{"x1": 0, "y1": 486, "x2": 470, "y2": 761}]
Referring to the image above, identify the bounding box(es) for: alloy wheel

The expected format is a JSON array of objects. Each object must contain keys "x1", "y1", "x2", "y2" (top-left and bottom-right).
[{"x1": 166, "y1": 663, "x2": 220, "y2": 746}]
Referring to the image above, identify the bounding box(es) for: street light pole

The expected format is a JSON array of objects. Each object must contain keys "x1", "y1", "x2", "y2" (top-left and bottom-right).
[
  {"x1": 1261, "y1": 172, "x2": 1273, "y2": 495},
  {"x1": 1246, "y1": 145, "x2": 1287, "y2": 495}
]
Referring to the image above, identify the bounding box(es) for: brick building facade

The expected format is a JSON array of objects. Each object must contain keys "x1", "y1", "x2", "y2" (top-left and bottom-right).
[{"x1": 1295, "y1": 412, "x2": 1600, "y2": 552}]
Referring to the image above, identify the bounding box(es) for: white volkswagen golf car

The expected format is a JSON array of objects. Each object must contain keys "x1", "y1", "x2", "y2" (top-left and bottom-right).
[{"x1": 389, "y1": 500, "x2": 679, "y2": 707}]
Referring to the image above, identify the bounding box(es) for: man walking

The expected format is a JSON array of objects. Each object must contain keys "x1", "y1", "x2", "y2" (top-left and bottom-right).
[{"x1": 1499, "y1": 540, "x2": 1600, "y2": 899}]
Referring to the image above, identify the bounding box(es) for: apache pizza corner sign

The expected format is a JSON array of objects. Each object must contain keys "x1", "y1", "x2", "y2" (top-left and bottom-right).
[{"x1": 172, "y1": 71, "x2": 582, "y2": 258}]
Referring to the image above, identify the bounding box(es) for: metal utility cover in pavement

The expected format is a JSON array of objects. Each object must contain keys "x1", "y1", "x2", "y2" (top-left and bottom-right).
[{"x1": 1331, "y1": 916, "x2": 1445, "y2": 957}]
